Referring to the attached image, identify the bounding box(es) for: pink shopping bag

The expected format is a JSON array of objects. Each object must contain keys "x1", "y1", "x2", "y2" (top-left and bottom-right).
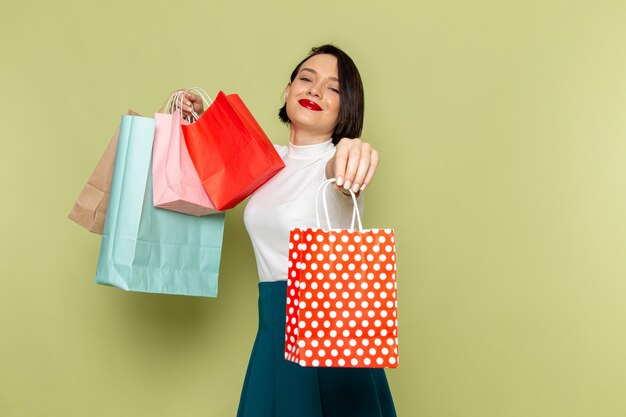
[{"x1": 152, "y1": 90, "x2": 220, "y2": 216}]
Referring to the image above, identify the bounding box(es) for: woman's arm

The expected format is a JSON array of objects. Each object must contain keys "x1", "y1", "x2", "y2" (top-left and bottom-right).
[{"x1": 325, "y1": 138, "x2": 380, "y2": 195}]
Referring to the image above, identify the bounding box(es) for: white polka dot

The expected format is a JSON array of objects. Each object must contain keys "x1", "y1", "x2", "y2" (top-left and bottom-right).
[
  {"x1": 305, "y1": 330, "x2": 312, "y2": 338},
  {"x1": 381, "y1": 329, "x2": 388, "y2": 337},
  {"x1": 368, "y1": 310, "x2": 375, "y2": 318},
  {"x1": 322, "y1": 244, "x2": 330, "y2": 252},
  {"x1": 367, "y1": 273, "x2": 374, "y2": 280},
  {"x1": 366, "y1": 235, "x2": 374, "y2": 243},
  {"x1": 355, "y1": 311, "x2": 363, "y2": 318},
  {"x1": 354, "y1": 292, "x2": 362, "y2": 299},
  {"x1": 317, "y1": 310, "x2": 325, "y2": 319},
  {"x1": 355, "y1": 329, "x2": 363, "y2": 337},
  {"x1": 311, "y1": 340, "x2": 319, "y2": 348},
  {"x1": 348, "y1": 301, "x2": 356, "y2": 308},
  {"x1": 294, "y1": 233, "x2": 300, "y2": 241},
  {"x1": 385, "y1": 245, "x2": 393, "y2": 252},
  {"x1": 334, "y1": 244, "x2": 343, "y2": 252},
  {"x1": 306, "y1": 234, "x2": 313, "y2": 241},
  {"x1": 389, "y1": 357, "x2": 396, "y2": 365},
  {"x1": 299, "y1": 360, "x2": 307, "y2": 366},
  {"x1": 376, "y1": 357, "x2": 384, "y2": 365},
  {"x1": 369, "y1": 348, "x2": 377, "y2": 355},
  {"x1": 348, "y1": 263, "x2": 356, "y2": 271},
  {"x1": 354, "y1": 235, "x2": 362, "y2": 243},
  {"x1": 312, "y1": 301, "x2": 319, "y2": 309},
  {"x1": 318, "y1": 349, "x2": 326, "y2": 357},
  {"x1": 379, "y1": 254, "x2": 387, "y2": 262},
  {"x1": 351, "y1": 358, "x2": 359, "y2": 366},
  {"x1": 360, "y1": 263, "x2": 368, "y2": 271},
  {"x1": 341, "y1": 235, "x2": 349, "y2": 243},
  {"x1": 382, "y1": 347, "x2": 389, "y2": 355},
  {"x1": 305, "y1": 350, "x2": 313, "y2": 357},
  {"x1": 375, "y1": 320, "x2": 382, "y2": 327},
  {"x1": 311, "y1": 263, "x2": 318, "y2": 271},
  {"x1": 298, "y1": 340, "x2": 306, "y2": 348},
  {"x1": 329, "y1": 272, "x2": 337, "y2": 280},
  {"x1": 343, "y1": 349, "x2": 351, "y2": 356},
  {"x1": 361, "y1": 301, "x2": 369, "y2": 308},
  {"x1": 348, "y1": 244, "x2": 355, "y2": 252},
  {"x1": 349, "y1": 320, "x2": 357, "y2": 327},
  {"x1": 305, "y1": 292, "x2": 312, "y2": 299},
  {"x1": 362, "y1": 339, "x2": 369, "y2": 346},
  {"x1": 342, "y1": 310, "x2": 350, "y2": 318},
  {"x1": 373, "y1": 263, "x2": 380, "y2": 271},
  {"x1": 373, "y1": 245, "x2": 380, "y2": 253},
  {"x1": 360, "y1": 282, "x2": 369, "y2": 290},
  {"x1": 374, "y1": 339, "x2": 382, "y2": 346},
  {"x1": 316, "y1": 253, "x2": 324, "y2": 262},
  {"x1": 380, "y1": 291, "x2": 388, "y2": 299},
  {"x1": 324, "y1": 339, "x2": 331, "y2": 347},
  {"x1": 362, "y1": 320, "x2": 369, "y2": 327},
  {"x1": 367, "y1": 291, "x2": 375, "y2": 299},
  {"x1": 387, "y1": 319, "x2": 395, "y2": 327},
  {"x1": 305, "y1": 311, "x2": 312, "y2": 319},
  {"x1": 329, "y1": 292, "x2": 337, "y2": 300},
  {"x1": 342, "y1": 329, "x2": 350, "y2": 337},
  {"x1": 311, "y1": 321, "x2": 319, "y2": 328},
  {"x1": 368, "y1": 329, "x2": 375, "y2": 337},
  {"x1": 336, "y1": 301, "x2": 344, "y2": 309},
  {"x1": 316, "y1": 235, "x2": 324, "y2": 242},
  {"x1": 338, "y1": 359, "x2": 346, "y2": 366},
  {"x1": 329, "y1": 234, "x2": 337, "y2": 242},
  {"x1": 364, "y1": 358, "x2": 372, "y2": 366},
  {"x1": 335, "y1": 263, "x2": 343, "y2": 271},
  {"x1": 329, "y1": 254, "x2": 337, "y2": 261},
  {"x1": 366, "y1": 254, "x2": 374, "y2": 262},
  {"x1": 375, "y1": 301, "x2": 382, "y2": 308},
  {"x1": 325, "y1": 359, "x2": 333, "y2": 367},
  {"x1": 323, "y1": 282, "x2": 330, "y2": 290},
  {"x1": 331, "y1": 349, "x2": 339, "y2": 357},
  {"x1": 330, "y1": 330, "x2": 338, "y2": 337},
  {"x1": 311, "y1": 244, "x2": 318, "y2": 251},
  {"x1": 323, "y1": 301, "x2": 330, "y2": 308},
  {"x1": 312, "y1": 360, "x2": 320, "y2": 367},
  {"x1": 329, "y1": 311, "x2": 337, "y2": 319},
  {"x1": 324, "y1": 320, "x2": 331, "y2": 328},
  {"x1": 292, "y1": 252, "x2": 298, "y2": 259},
  {"x1": 310, "y1": 282, "x2": 318, "y2": 290},
  {"x1": 354, "y1": 254, "x2": 362, "y2": 262},
  {"x1": 336, "y1": 320, "x2": 344, "y2": 328},
  {"x1": 335, "y1": 282, "x2": 343, "y2": 290},
  {"x1": 342, "y1": 291, "x2": 350, "y2": 299},
  {"x1": 289, "y1": 242, "x2": 294, "y2": 249}
]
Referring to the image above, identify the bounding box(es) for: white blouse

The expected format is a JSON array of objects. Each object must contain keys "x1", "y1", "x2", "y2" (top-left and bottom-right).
[{"x1": 244, "y1": 139, "x2": 364, "y2": 282}]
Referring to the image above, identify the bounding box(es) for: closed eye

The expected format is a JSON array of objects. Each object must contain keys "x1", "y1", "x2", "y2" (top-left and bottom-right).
[
  {"x1": 329, "y1": 87, "x2": 340, "y2": 94},
  {"x1": 299, "y1": 77, "x2": 312, "y2": 82}
]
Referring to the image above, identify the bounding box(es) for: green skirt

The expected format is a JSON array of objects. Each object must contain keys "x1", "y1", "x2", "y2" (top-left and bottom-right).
[{"x1": 237, "y1": 280, "x2": 397, "y2": 417}]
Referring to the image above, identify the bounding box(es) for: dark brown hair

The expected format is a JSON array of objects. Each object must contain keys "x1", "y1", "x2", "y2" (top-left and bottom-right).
[{"x1": 278, "y1": 45, "x2": 364, "y2": 145}]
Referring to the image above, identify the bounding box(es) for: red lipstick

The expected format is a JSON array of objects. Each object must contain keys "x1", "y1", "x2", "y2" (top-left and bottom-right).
[{"x1": 298, "y1": 99, "x2": 322, "y2": 111}]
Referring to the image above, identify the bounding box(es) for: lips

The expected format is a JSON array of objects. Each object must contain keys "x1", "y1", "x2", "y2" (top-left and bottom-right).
[{"x1": 298, "y1": 99, "x2": 322, "y2": 111}]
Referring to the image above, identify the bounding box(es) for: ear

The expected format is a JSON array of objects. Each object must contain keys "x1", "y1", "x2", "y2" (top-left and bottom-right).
[{"x1": 284, "y1": 83, "x2": 291, "y2": 100}]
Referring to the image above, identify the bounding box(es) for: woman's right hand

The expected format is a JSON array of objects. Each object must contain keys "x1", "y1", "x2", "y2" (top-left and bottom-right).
[{"x1": 172, "y1": 90, "x2": 205, "y2": 119}]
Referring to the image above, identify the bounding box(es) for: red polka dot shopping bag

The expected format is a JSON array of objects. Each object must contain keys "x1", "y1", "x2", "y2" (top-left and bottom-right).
[{"x1": 285, "y1": 179, "x2": 398, "y2": 368}]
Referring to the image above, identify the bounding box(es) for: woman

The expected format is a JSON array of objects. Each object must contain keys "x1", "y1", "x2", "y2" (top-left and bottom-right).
[{"x1": 179, "y1": 45, "x2": 396, "y2": 417}]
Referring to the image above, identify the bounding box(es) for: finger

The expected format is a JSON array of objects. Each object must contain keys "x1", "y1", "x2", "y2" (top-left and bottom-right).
[
  {"x1": 186, "y1": 93, "x2": 204, "y2": 112},
  {"x1": 341, "y1": 141, "x2": 362, "y2": 191},
  {"x1": 350, "y1": 144, "x2": 372, "y2": 193},
  {"x1": 333, "y1": 141, "x2": 350, "y2": 186},
  {"x1": 360, "y1": 149, "x2": 379, "y2": 191}
]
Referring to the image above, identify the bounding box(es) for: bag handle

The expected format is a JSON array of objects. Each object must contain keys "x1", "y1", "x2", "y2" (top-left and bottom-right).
[{"x1": 315, "y1": 178, "x2": 363, "y2": 232}]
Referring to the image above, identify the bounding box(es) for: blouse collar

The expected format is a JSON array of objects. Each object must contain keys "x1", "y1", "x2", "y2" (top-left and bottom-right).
[{"x1": 288, "y1": 138, "x2": 334, "y2": 160}]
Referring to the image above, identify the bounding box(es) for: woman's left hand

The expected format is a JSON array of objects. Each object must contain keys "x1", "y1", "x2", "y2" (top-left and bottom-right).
[{"x1": 326, "y1": 138, "x2": 380, "y2": 194}]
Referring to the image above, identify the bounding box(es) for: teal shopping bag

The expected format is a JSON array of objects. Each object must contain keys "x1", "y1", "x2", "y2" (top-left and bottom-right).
[{"x1": 96, "y1": 115, "x2": 225, "y2": 297}]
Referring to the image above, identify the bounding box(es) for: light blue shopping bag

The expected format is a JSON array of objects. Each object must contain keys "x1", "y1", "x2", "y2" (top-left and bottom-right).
[{"x1": 96, "y1": 115, "x2": 225, "y2": 297}]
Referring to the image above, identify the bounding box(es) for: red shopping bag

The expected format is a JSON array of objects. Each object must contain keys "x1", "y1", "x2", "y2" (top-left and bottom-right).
[
  {"x1": 285, "y1": 179, "x2": 399, "y2": 368},
  {"x1": 182, "y1": 91, "x2": 285, "y2": 210}
]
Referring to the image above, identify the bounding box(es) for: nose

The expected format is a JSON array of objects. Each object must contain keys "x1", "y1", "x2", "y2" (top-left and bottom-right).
[{"x1": 307, "y1": 81, "x2": 322, "y2": 98}]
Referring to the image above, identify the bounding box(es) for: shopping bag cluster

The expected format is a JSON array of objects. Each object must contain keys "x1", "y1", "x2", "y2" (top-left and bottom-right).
[{"x1": 68, "y1": 88, "x2": 285, "y2": 297}]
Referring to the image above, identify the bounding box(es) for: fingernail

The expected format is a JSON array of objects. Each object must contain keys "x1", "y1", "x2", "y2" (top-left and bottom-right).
[
  {"x1": 336, "y1": 176, "x2": 343, "y2": 186},
  {"x1": 360, "y1": 184, "x2": 367, "y2": 192},
  {"x1": 352, "y1": 183, "x2": 360, "y2": 193},
  {"x1": 343, "y1": 180, "x2": 351, "y2": 190}
]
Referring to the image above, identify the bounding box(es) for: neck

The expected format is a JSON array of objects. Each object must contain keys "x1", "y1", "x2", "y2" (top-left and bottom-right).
[{"x1": 289, "y1": 125, "x2": 333, "y2": 146}]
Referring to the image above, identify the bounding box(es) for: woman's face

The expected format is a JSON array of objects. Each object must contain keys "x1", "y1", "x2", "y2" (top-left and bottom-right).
[{"x1": 285, "y1": 53, "x2": 341, "y2": 139}]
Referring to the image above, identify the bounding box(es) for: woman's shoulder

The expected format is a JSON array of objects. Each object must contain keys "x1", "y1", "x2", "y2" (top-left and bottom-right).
[{"x1": 273, "y1": 143, "x2": 288, "y2": 159}]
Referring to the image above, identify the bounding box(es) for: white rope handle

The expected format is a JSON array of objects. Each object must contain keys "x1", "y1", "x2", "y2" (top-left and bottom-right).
[{"x1": 315, "y1": 178, "x2": 363, "y2": 232}]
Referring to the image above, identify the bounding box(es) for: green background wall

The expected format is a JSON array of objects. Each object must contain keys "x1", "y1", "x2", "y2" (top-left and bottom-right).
[{"x1": 2, "y1": 1, "x2": 626, "y2": 416}]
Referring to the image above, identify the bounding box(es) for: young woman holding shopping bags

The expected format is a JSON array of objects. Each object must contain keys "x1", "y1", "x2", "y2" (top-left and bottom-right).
[{"x1": 178, "y1": 44, "x2": 397, "y2": 417}]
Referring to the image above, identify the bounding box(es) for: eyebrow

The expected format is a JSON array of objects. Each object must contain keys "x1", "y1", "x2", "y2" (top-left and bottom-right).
[{"x1": 299, "y1": 67, "x2": 340, "y2": 83}]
